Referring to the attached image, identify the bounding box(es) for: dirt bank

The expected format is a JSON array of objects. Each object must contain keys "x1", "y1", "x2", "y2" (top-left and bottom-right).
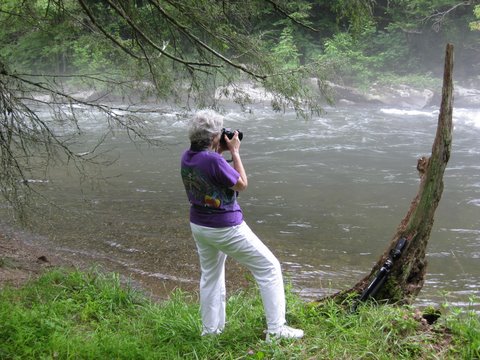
[
  {"x1": 0, "y1": 231, "x2": 185, "y2": 301},
  {"x1": 0, "y1": 232, "x2": 79, "y2": 289}
]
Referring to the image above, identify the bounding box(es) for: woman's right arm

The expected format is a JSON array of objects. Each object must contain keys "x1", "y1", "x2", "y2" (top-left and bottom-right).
[{"x1": 231, "y1": 151, "x2": 248, "y2": 191}]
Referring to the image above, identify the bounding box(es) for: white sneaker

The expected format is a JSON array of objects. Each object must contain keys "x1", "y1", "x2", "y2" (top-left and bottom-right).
[
  {"x1": 266, "y1": 325, "x2": 304, "y2": 342},
  {"x1": 201, "y1": 328, "x2": 222, "y2": 336}
]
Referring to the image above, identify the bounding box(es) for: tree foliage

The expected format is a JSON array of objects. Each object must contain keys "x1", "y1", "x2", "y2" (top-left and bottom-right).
[
  {"x1": 471, "y1": 4, "x2": 480, "y2": 30},
  {"x1": 1, "y1": 0, "x2": 479, "y2": 218}
]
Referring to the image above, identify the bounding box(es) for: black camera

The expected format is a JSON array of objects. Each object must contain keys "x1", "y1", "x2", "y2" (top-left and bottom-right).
[{"x1": 220, "y1": 128, "x2": 243, "y2": 145}]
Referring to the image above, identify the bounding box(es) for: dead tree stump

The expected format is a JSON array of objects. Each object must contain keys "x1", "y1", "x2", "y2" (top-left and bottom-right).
[{"x1": 324, "y1": 43, "x2": 454, "y2": 305}]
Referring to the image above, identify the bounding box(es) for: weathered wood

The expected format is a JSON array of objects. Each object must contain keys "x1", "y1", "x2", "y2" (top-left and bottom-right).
[{"x1": 324, "y1": 44, "x2": 454, "y2": 305}]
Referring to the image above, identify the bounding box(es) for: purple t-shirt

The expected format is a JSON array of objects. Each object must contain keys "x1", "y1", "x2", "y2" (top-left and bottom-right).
[{"x1": 181, "y1": 149, "x2": 243, "y2": 227}]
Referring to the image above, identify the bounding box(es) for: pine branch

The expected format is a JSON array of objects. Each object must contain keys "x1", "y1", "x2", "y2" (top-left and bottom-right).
[
  {"x1": 102, "y1": 0, "x2": 219, "y2": 69},
  {"x1": 146, "y1": 0, "x2": 267, "y2": 80},
  {"x1": 265, "y1": 0, "x2": 320, "y2": 32}
]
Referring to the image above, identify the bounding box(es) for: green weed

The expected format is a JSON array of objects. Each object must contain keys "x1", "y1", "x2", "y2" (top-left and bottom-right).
[{"x1": 0, "y1": 268, "x2": 478, "y2": 359}]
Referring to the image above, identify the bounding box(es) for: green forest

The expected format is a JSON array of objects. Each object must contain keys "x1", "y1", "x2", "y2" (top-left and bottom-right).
[
  {"x1": 1, "y1": 0, "x2": 479, "y2": 104},
  {"x1": 1, "y1": 0, "x2": 480, "y2": 216}
]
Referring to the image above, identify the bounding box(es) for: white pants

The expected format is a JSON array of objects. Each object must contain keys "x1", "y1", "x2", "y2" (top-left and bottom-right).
[{"x1": 190, "y1": 221, "x2": 286, "y2": 334}]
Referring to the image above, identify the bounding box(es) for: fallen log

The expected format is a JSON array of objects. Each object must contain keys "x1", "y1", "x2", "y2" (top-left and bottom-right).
[{"x1": 324, "y1": 43, "x2": 454, "y2": 305}]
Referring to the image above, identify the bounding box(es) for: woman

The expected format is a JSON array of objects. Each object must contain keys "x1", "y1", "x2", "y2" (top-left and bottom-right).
[{"x1": 180, "y1": 109, "x2": 303, "y2": 341}]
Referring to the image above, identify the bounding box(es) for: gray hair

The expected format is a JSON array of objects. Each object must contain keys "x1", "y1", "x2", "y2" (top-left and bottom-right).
[{"x1": 188, "y1": 110, "x2": 224, "y2": 149}]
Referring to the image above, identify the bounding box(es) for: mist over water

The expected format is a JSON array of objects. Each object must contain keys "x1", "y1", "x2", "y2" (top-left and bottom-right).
[{"x1": 2, "y1": 103, "x2": 479, "y2": 309}]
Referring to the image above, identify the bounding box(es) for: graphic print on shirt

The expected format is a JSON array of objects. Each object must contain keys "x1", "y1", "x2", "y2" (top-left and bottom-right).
[{"x1": 181, "y1": 166, "x2": 235, "y2": 209}]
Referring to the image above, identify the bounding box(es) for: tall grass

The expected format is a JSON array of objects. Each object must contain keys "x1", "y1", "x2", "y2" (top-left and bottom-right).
[{"x1": 0, "y1": 268, "x2": 478, "y2": 359}]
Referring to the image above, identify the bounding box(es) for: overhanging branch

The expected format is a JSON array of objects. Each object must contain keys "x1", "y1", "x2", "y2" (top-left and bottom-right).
[
  {"x1": 265, "y1": 0, "x2": 320, "y2": 32},
  {"x1": 102, "y1": 0, "x2": 219, "y2": 70},
  {"x1": 146, "y1": 0, "x2": 267, "y2": 80}
]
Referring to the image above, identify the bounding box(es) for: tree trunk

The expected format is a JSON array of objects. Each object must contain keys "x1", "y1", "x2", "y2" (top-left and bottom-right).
[{"x1": 325, "y1": 44, "x2": 454, "y2": 305}]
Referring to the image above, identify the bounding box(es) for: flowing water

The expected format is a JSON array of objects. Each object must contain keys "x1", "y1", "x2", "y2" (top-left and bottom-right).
[{"x1": 1, "y1": 103, "x2": 479, "y2": 309}]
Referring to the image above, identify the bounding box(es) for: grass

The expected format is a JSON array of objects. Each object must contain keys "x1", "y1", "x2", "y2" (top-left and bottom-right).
[{"x1": 0, "y1": 268, "x2": 479, "y2": 359}]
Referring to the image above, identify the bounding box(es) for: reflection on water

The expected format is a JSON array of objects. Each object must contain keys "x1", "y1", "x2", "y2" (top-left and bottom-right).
[{"x1": 1, "y1": 104, "x2": 479, "y2": 309}]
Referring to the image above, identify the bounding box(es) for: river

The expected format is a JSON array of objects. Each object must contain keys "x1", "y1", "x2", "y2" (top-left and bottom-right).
[{"x1": 1, "y1": 103, "x2": 479, "y2": 309}]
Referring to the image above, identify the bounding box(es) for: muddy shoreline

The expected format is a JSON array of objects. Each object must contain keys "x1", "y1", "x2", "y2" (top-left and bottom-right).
[
  {"x1": 0, "y1": 230, "x2": 195, "y2": 301},
  {"x1": 0, "y1": 232, "x2": 79, "y2": 289}
]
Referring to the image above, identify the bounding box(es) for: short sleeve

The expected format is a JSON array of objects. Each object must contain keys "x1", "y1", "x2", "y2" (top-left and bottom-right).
[{"x1": 210, "y1": 153, "x2": 240, "y2": 188}]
